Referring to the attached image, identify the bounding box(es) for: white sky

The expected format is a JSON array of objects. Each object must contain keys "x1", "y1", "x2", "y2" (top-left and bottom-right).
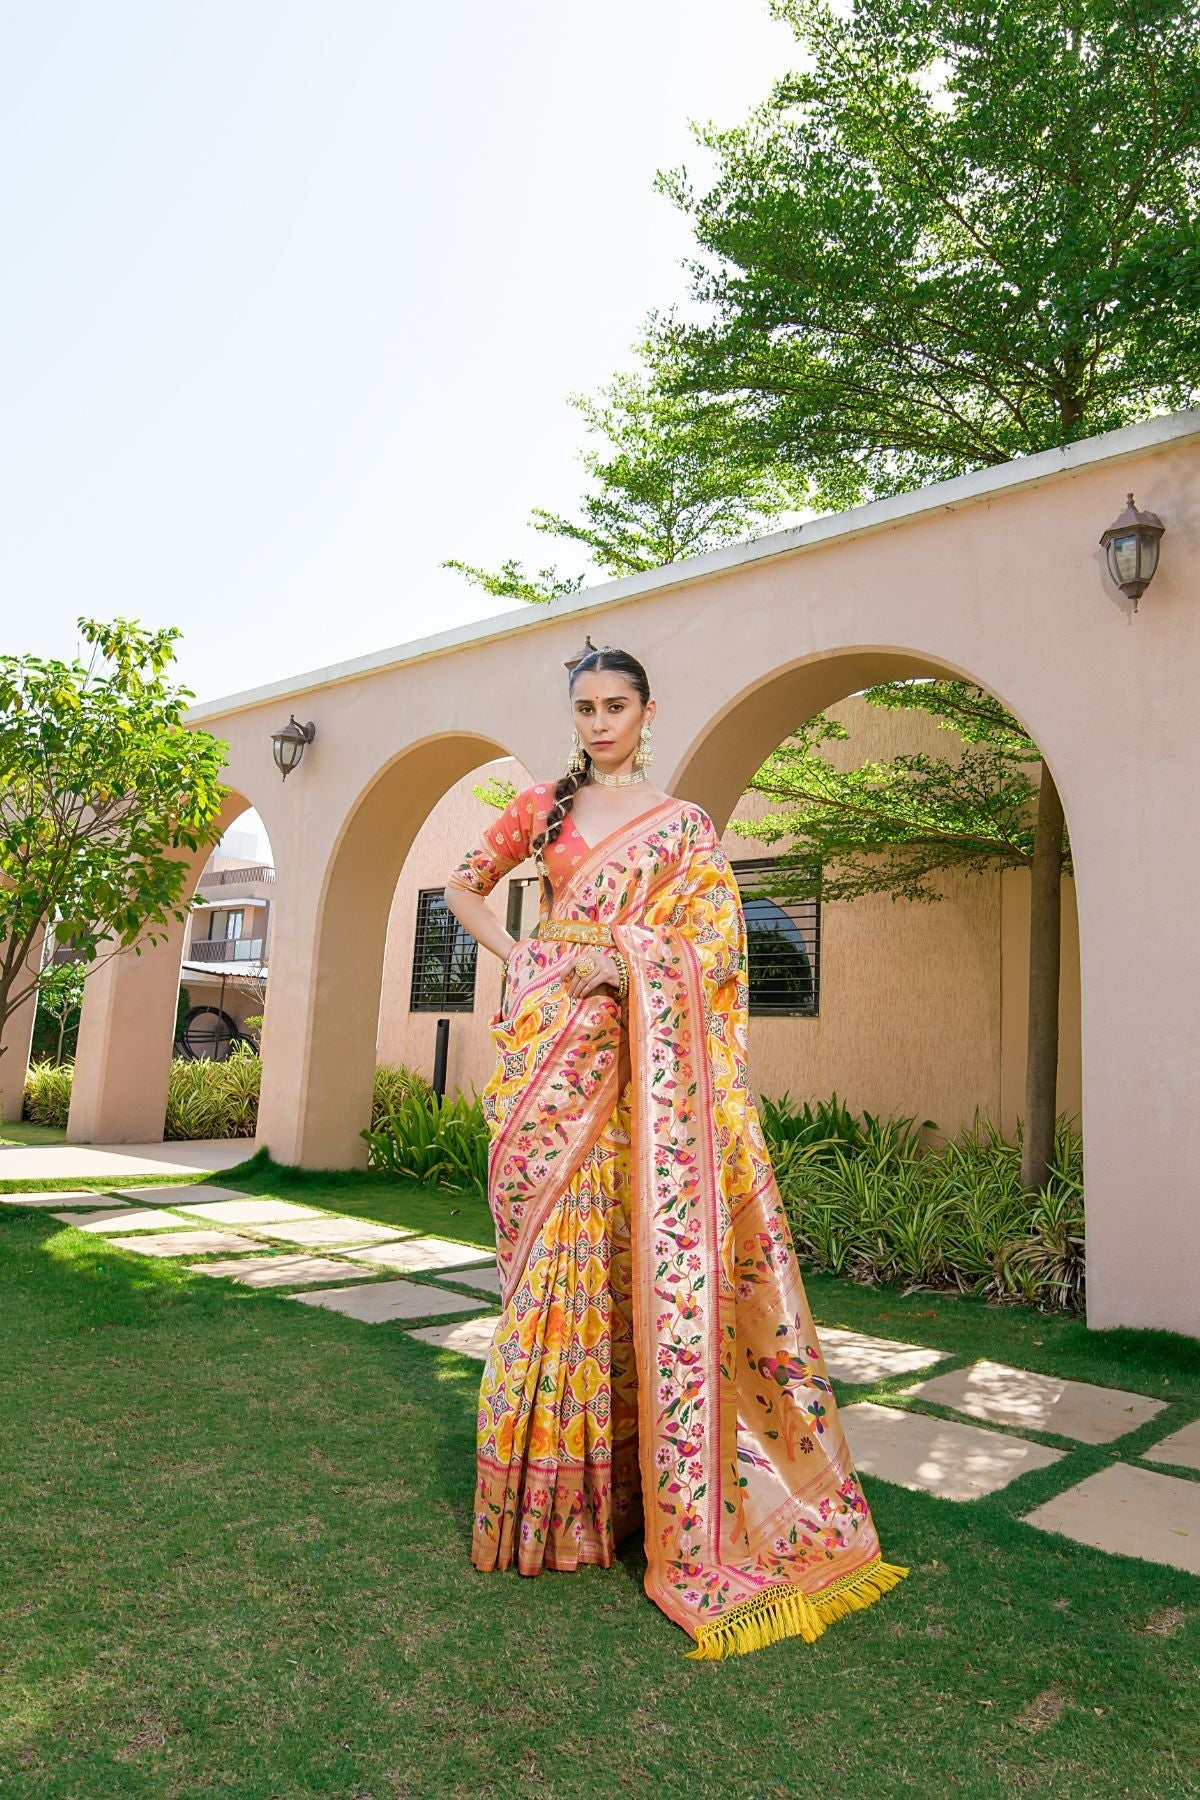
[{"x1": 1, "y1": 0, "x2": 803, "y2": 720}]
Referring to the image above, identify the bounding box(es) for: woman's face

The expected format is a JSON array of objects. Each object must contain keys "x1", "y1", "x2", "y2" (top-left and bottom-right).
[{"x1": 570, "y1": 671, "x2": 655, "y2": 777}]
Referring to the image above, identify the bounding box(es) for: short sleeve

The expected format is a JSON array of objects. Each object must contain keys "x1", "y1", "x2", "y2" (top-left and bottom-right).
[{"x1": 446, "y1": 786, "x2": 537, "y2": 898}]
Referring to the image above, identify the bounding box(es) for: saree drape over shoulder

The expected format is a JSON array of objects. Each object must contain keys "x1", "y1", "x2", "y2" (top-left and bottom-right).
[{"x1": 447, "y1": 783, "x2": 906, "y2": 1659}]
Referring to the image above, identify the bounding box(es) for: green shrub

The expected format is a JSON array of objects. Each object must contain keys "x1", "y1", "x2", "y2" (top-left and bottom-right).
[
  {"x1": 763, "y1": 1097, "x2": 1085, "y2": 1313},
  {"x1": 371, "y1": 1063, "x2": 434, "y2": 1126},
  {"x1": 163, "y1": 1045, "x2": 261, "y2": 1139},
  {"x1": 22, "y1": 1060, "x2": 74, "y2": 1127},
  {"x1": 23, "y1": 1055, "x2": 437, "y2": 1143},
  {"x1": 361, "y1": 1086, "x2": 489, "y2": 1191}
]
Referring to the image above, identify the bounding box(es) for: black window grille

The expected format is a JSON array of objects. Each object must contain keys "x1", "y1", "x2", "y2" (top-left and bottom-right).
[
  {"x1": 410, "y1": 889, "x2": 478, "y2": 1012},
  {"x1": 733, "y1": 858, "x2": 821, "y2": 1017}
]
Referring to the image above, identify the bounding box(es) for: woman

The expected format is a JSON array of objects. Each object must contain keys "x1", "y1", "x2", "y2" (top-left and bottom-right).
[{"x1": 443, "y1": 645, "x2": 906, "y2": 1659}]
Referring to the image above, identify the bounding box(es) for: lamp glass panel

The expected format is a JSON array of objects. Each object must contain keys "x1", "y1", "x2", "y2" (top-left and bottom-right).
[
  {"x1": 274, "y1": 735, "x2": 301, "y2": 771},
  {"x1": 1111, "y1": 533, "x2": 1139, "y2": 586},
  {"x1": 1141, "y1": 535, "x2": 1159, "y2": 583}
]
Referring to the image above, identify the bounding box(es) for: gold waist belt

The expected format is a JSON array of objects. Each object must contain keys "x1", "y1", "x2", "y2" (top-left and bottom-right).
[{"x1": 534, "y1": 919, "x2": 614, "y2": 947}]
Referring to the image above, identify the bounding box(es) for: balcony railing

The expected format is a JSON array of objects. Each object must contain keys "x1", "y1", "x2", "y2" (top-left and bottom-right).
[
  {"x1": 188, "y1": 937, "x2": 266, "y2": 964},
  {"x1": 198, "y1": 865, "x2": 275, "y2": 888}
]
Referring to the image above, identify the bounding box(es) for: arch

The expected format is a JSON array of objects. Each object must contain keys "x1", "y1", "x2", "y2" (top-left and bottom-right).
[
  {"x1": 68, "y1": 785, "x2": 263, "y2": 1143},
  {"x1": 670, "y1": 645, "x2": 1068, "y2": 834},
  {"x1": 256, "y1": 732, "x2": 519, "y2": 1167},
  {"x1": 669, "y1": 643, "x2": 1081, "y2": 1170}
]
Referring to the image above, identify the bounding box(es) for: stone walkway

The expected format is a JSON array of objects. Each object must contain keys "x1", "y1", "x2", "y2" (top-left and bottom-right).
[
  {"x1": 0, "y1": 1138, "x2": 258, "y2": 1179},
  {"x1": 11, "y1": 1182, "x2": 1199, "y2": 1578}
]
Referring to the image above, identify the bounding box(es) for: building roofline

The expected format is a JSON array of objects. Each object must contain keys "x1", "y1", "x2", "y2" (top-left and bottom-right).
[{"x1": 187, "y1": 407, "x2": 1200, "y2": 724}]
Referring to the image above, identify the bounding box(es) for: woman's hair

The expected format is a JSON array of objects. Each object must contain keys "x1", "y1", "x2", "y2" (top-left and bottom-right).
[{"x1": 530, "y1": 645, "x2": 651, "y2": 907}]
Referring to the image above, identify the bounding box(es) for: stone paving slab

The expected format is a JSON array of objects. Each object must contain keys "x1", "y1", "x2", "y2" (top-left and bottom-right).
[
  {"x1": 841, "y1": 1400, "x2": 1065, "y2": 1500},
  {"x1": 245, "y1": 1217, "x2": 407, "y2": 1249},
  {"x1": 290, "y1": 1280, "x2": 484, "y2": 1322},
  {"x1": 434, "y1": 1264, "x2": 502, "y2": 1296},
  {"x1": 173, "y1": 1197, "x2": 325, "y2": 1224},
  {"x1": 187, "y1": 1253, "x2": 371, "y2": 1288},
  {"x1": 1023, "y1": 1462, "x2": 1200, "y2": 1576},
  {"x1": 1141, "y1": 1418, "x2": 1200, "y2": 1475},
  {"x1": 55, "y1": 1207, "x2": 194, "y2": 1233},
  {"x1": 817, "y1": 1326, "x2": 951, "y2": 1386},
  {"x1": 107, "y1": 1229, "x2": 262, "y2": 1258},
  {"x1": 123, "y1": 1184, "x2": 254, "y2": 1207},
  {"x1": 1, "y1": 1190, "x2": 130, "y2": 1208},
  {"x1": 407, "y1": 1315, "x2": 502, "y2": 1359},
  {"x1": 346, "y1": 1237, "x2": 494, "y2": 1273},
  {"x1": 904, "y1": 1358, "x2": 1166, "y2": 1444}
]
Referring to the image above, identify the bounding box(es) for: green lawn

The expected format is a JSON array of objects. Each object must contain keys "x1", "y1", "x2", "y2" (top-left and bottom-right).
[
  {"x1": 0, "y1": 1119, "x2": 68, "y2": 1148},
  {"x1": 1, "y1": 1165, "x2": 1197, "y2": 1798}
]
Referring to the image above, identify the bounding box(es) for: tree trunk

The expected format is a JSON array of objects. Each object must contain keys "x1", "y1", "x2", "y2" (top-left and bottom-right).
[{"x1": 1021, "y1": 760, "x2": 1065, "y2": 1192}]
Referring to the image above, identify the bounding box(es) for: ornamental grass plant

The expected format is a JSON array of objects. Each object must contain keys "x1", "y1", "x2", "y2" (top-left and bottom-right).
[
  {"x1": 22, "y1": 1057, "x2": 432, "y2": 1144},
  {"x1": 763, "y1": 1095, "x2": 1086, "y2": 1314},
  {"x1": 361, "y1": 1085, "x2": 490, "y2": 1192}
]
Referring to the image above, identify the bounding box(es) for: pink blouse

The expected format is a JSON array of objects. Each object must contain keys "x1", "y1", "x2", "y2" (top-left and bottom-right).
[{"x1": 446, "y1": 783, "x2": 587, "y2": 899}]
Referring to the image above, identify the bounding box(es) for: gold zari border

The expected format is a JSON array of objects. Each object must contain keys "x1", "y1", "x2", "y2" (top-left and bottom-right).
[{"x1": 534, "y1": 920, "x2": 615, "y2": 947}]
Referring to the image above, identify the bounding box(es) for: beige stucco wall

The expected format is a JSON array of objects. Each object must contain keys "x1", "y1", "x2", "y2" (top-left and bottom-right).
[
  {"x1": 66, "y1": 412, "x2": 1200, "y2": 1334},
  {"x1": 375, "y1": 693, "x2": 1082, "y2": 1137}
]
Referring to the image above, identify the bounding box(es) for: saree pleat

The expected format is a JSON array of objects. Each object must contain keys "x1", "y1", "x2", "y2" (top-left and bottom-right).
[
  {"x1": 473, "y1": 1079, "x2": 643, "y2": 1575},
  {"x1": 450, "y1": 782, "x2": 907, "y2": 1657}
]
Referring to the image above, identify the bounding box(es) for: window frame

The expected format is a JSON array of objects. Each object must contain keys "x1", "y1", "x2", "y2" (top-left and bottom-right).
[
  {"x1": 409, "y1": 887, "x2": 479, "y2": 1013},
  {"x1": 733, "y1": 856, "x2": 821, "y2": 1019}
]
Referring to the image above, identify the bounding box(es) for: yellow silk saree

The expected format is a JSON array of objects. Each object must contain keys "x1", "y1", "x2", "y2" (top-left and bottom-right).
[{"x1": 448, "y1": 783, "x2": 906, "y2": 1659}]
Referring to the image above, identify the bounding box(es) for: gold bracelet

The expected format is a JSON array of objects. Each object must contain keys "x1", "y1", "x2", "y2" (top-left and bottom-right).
[{"x1": 612, "y1": 950, "x2": 629, "y2": 1002}]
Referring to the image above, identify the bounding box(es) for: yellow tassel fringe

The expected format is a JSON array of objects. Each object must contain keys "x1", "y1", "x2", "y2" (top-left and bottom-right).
[{"x1": 683, "y1": 1555, "x2": 909, "y2": 1661}]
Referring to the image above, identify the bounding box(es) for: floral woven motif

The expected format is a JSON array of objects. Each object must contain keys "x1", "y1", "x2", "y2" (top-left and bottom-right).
[{"x1": 450, "y1": 783, "x2": 906, "y2": 1657}]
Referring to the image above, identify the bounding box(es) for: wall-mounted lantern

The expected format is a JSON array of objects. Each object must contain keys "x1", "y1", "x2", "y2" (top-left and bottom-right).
[
  {"x1": 271, "y1": 715, "x2": 316, "y2": 780},
  {"x1": 564, "y1": 634, "x2": 600, "y2": 677},
  {"x1": 1100, "y1": 494, "x2": 1165, "y2": 610}
]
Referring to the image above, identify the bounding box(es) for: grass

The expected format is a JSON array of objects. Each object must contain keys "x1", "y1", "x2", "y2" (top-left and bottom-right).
[
  {"x1": 0, "y1": 1119, "x2": 68, "y2": 1148},
  {"x1": 0, "y1": 1166, "x2": 1197, "y2": 1798}
]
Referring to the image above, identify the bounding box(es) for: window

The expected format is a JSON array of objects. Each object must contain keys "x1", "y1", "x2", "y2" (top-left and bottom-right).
[
  {"x1": 410, "y1": 889, "x2": 478, "y2": 1012},
  {"x1": 208, "y1": 908, "x2": 244, "y2": 942},
  {"x1": 735, "y1": 859, "x2": 820, "y2": 1017}
]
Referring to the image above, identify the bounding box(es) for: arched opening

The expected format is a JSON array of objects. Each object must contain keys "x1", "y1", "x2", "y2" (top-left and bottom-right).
[
  {"x1": 672, "y1": 644, "x2": 1081, "y2": 1168},
  {"x1": 176, "y1": 804, "x2": 277, "y2": 1063},
  {"x1": 256, "y1": 733, "x2": 520, "y2": 1168},
  {"x1": 67, "y1": 785, "x2": 264, "y2": 1145}
]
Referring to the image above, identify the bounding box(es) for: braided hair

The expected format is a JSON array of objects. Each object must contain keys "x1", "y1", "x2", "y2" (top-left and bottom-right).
[{"x1": 530, "y1": 645, "x2": 652, "y2": 910}]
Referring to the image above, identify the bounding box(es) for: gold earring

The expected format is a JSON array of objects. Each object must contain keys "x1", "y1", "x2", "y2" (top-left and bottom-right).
[
  {"x1": 566, "y1": 729, "x2": 588, "y2": 776},
  {"x1": 634, "y1": 723, "x2": 653, "y2": 771}
]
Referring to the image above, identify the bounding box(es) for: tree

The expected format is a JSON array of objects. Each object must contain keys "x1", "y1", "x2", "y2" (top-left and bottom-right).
[
  {"x1": 443, "y1": 348, "x2": 809, "y2": 603},
  {"x1": 0, "y1": 618, "x2": 228, "y2": 1073},
  {"x1": 730, "y1": 678, "x2": 1072, "y2": 1189},
  {"x1": 649, "y1": 0, "x2": 1200, "y2": 504},
  {"x1": 30, "y1": 957, "x2": 85, "y2": 1064},
  {"x1": 641, "y1": 0, "x2": 1198, "y2": 1190}
]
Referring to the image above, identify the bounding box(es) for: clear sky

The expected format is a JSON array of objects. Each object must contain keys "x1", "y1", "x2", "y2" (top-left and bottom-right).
[{"x1": 1, "y1": 0, "x2": 804, "y2": 708}]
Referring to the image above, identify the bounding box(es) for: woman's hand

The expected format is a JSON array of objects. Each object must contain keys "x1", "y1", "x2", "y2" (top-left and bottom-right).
[{"x1": 565, "y1": 948, "x2": 622, "y2": 1002}]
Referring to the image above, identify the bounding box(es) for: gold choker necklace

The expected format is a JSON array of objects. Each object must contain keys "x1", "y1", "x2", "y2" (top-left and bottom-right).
[{"x1": 589, "y1": 766, "x2": 649, "y2": 788}]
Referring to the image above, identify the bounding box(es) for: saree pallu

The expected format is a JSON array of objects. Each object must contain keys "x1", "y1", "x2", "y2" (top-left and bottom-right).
[{"x1": 456, "y1": 789, "x2": 906, "y2": 1659}]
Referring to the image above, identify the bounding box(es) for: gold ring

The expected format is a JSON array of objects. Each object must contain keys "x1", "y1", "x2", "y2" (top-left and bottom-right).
[{"x1": 577, "y1": 955, "x2": 597, "y2": 978}]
